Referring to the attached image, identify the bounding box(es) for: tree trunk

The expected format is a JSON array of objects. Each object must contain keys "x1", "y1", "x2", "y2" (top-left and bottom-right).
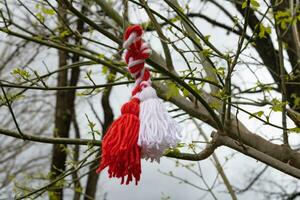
[
  {"x1": 49, "y1": 1, "x2": 80, "y2": 199},
  {"x1": 84, "y1": 72, "x2": 114, "y2": 199}
]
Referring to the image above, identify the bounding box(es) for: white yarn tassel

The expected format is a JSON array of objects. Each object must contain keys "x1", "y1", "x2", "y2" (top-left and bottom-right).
[{"x1": 137, "y1": 86, "x2": 181, "y2": 162}]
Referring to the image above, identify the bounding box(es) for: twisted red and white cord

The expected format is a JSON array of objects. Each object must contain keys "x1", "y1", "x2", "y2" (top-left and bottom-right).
[{"x1": 124, "y1": 25, "x2": 181, "y2": 162}]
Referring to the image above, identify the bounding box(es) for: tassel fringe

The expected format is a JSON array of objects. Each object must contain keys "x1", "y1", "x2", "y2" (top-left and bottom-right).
[
  {"x1": 96, "y1": 98, "x2": 141, "y2": 185},
  {"x1": 137, "y1": 86, "x2": 181, "y2": 162}
]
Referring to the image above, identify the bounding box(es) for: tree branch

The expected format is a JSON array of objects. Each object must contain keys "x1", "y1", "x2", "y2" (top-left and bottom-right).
[
  {"x1": 0, "y1": 128, "x2": 100, "y2": 146},
  {"x1": 220, "y1": 135, "x2": 300, "y2": 179}
]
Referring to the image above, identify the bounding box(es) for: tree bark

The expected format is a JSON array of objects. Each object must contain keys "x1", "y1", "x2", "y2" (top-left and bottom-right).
[
  {"x1": 270, "y1": 0, "x2": 300, "y2": 112},
  {"x1": 84, "y1": 74, "x2": 114, "y2": 200},
  {"x1": 71, "y1": 4, "x2": 85, "y2": 199},
  {"x1": 49, "y1": 1, "x2": 80, "y2": 199}
]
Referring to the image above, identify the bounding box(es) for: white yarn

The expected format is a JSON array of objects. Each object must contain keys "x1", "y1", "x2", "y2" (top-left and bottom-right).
[
  {"x1": 134, "y1": 68, "x2": 146, "y2": 87},
  {"x1": 123, "y1": 32, "x2": 137, "y2": 49},
  {"x1": 124, "y1": 30, "x2": 180, "y2": 162},
  {"x1": 128, "y1": 58, "x2": 144, "y2": 68},
  {"x1": 137, "y1": 86, "x2": 181, "y2": 162}
]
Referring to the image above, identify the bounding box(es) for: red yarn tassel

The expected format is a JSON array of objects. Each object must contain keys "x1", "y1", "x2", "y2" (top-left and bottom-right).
[{"x1": 96, "y1": 98, "x2": 141, "y2": 185}]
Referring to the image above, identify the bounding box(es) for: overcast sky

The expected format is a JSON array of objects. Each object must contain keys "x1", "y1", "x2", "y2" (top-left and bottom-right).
[{"x1": 1, "y1": 0, "x2": 299, "y2": 199}]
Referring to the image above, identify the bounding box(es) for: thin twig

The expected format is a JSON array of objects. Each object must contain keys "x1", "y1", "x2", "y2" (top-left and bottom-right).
[{"x1": 0, "y1": 84, "x2": 25, "y2": 139}]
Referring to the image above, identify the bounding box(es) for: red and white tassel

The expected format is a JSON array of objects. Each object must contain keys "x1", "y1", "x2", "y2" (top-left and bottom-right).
[
  {"x1": 124, "y1": 25, "x2": 181, "y2": 162},
  {"x1": 97, "y1": 25, "x2": 181, "y2": 185}
]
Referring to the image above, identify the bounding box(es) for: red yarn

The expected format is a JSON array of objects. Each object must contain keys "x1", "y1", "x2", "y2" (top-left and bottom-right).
[
  {"x1": 131, "y1": 69, "x2": 150, "y2": 96},
  {"x1": 124, "y1": 25, "x2": 151, "y2": 95},
  {"x1": 124, "y1": 25, "x2": 143, "y2": 41},
  {"x1": 97, "y1": 25, "x2": 152, "y2": 185},
  {"x1": 96, "y1": 98, "x2": 141, "y2": 185}
]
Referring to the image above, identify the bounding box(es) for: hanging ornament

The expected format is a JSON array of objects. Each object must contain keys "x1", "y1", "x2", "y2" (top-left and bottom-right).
[{"x1": 96, "y1": 25, "x2": 181, "y2": 185}]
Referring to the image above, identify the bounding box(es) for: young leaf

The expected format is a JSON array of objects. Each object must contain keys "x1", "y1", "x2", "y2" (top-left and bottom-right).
[
  {"x1": 249, "y1": 111, "x2": 264, "y2": 119},
  {"x1": 250, "y1": 0, "x2": 260, "y2": 9},
  {"x1": 166, "y1": 83, "x2": 180, "y2": 100},
  {"x1": 288, "y1": 127, "x2": 300, "y2": 133},
  {"x1": 41, "y1": 7, "x2": 55, "y2": 15}
]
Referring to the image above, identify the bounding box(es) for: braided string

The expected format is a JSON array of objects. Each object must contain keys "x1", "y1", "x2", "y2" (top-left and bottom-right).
[{"x1": 123, "y1": 25, "x2": 152, "y2": 96}]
